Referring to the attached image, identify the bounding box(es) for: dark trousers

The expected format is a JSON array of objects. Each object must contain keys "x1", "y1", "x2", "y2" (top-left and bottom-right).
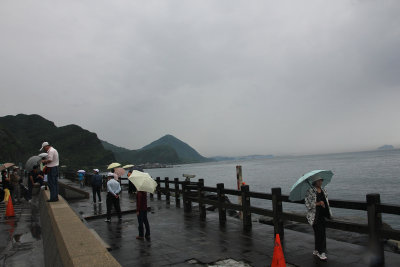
[
  {"x1": 28, "y1": 183, "x2": 33, "y2": 200},
  {"x1": 92, "y1": 185, "x2": 101, "y2": 202},
  {"x1": 313, "y1": 216, "x2": 326, "y2": 253},
  {"x1": 128, "y1": 181, "x2": 137, "y2": 194},
  {"x1": 137, "y1": 210, "x2": 150, "y2": 237},
  {"x1": 47, "y1": 166, "x2": 59, "y2": 201},
  {"x1": 106, "y1": 193, "x2": 121, "y2": 220}
]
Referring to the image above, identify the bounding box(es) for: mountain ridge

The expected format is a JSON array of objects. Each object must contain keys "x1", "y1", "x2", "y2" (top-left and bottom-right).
[
  {"x1": 141, "y1": 134, "x2": 209, "y2": 163},
  {"x1": 0, "y1": 114, "x2": 115, "y2": 169}
]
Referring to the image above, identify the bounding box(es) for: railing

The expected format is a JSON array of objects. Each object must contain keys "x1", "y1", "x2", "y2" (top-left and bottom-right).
[{"x1": 154, "y1": 177, "x2": 400, "y2": 265}]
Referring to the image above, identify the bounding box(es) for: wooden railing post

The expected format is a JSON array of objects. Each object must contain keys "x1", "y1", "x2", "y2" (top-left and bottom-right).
[
  {"x1": 217, "y1": 183, "x2": 226, "y2": 225},
  {"x1": 174, "y1": 178, "x2": 180, "y2": 207},
  {"x1": 236, "y1": 165, "x2": 243, "y2": 220},
  {"x1": 367, "y1": 193, "x2": 384, "y2": 266},
  {"x1": 183, "y1": 181, "x2": 192, "y2": 213},
  {"x1": 198, "y1": 179, "x2": 206, "y2": 220},
  {"x1": 165, "y1": 177, "x2": 170, "y2": 204},
  {"x1": 156, "y1": 177, "x2": 161, "y2": 200},
  {"x1": 272, "y1": 187, "x2": 284, "y2": 243},
  {"x1": 241, "y1": 185, "x2": 252, "y2": 231}
]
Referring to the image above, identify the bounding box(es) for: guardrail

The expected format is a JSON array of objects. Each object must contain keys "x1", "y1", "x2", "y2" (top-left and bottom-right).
[{"x1": 154, "y1": 177, "x2": 400, "y2": 265}]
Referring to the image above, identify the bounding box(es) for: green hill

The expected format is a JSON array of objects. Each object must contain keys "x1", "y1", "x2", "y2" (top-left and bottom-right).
[
  {"x1": 0, "y1": 114, "x2": 115, "y2": 169},
  {"x1": 101, "y1": 140, "x2": 180, "y2": 164},
  {"x1": 141, "y1": 134, "x2": 208, "y2": 163}
]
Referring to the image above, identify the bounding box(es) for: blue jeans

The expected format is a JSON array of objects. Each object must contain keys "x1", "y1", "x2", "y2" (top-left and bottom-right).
[
  {"x1": 47, "y1": 166, "x2": 59, "y2": 200},
  {"x1": 137, "y1": 211, "x2": 150, "y2": 237}
]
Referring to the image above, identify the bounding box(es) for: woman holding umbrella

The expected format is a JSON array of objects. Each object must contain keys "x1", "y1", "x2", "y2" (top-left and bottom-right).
[
  {"x1": 289, "y1": 170, "x2": 333, "y2": 262},
  {"x1": 305, "y1": 175, "x2": 332, "y2": 261}
]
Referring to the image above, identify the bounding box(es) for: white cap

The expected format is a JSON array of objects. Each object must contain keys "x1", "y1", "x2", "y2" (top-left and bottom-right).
[
  {"x1": 93, "y1": 169, "x2": 99, "y2": 173},
  {"x1": 107, "y1": 172, "x2": 114, "y2": 177},
  {"x1": 40, "y1": 142, "x2": 50, "y2": 151}
]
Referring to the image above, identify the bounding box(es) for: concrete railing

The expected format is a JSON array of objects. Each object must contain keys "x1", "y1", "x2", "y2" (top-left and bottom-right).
[{"x1": 39, "y1": 190, "x2": 121, "y2": 267}]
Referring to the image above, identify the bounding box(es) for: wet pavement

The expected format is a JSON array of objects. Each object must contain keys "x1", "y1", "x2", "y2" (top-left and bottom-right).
[
  {"x1": 2, "y1": 180, "x2": 399, "y2": 267},
  {"x1": 0, "y1": 197, "x2": 43, "y2": 267},
  {"x1": 64, "y1": 181, "x2": 400, "y2": 267}
]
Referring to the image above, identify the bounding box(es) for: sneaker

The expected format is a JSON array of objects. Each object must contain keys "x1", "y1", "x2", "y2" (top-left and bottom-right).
[
  {"x1": 145, "y1": 235, "x2": 151, "y2": 241},
  {"x1": 313, "y1": 250, "x2": 318, "y2": 256},
  {"x1": 136, "y1": 236, "x2": 144, "y2": 240},
  {"x1": 317, "y1": 252, "x2": 327, "y2": 261},
  {"x1": 104, "y1": 219, "x2": 111, "y2": 223}
]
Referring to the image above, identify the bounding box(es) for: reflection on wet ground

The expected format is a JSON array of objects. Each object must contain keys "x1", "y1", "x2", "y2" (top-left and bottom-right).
[{"x1": 0, "y1": 196, "x2": 44, "y2": 267}]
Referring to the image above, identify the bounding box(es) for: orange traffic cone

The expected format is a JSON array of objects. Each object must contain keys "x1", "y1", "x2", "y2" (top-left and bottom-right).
[
  {"x1": 6, "y1": 197, "x2": 15, "y2": 217},
  {"x1": 271, "y1": 234, "x2": 286, "y2": 267}
]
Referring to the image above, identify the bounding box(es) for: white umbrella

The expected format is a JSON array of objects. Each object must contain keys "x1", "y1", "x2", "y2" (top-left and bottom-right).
[
  {"x1": 77, "y1": 170, "x2": 86, "y2": 173},
  {"x1": 122, "y1": 164, "x2": 134, "y2": 169},
  {"x1": 25, "y1": 157, "x2": 41, "y2": 171},
  {"x1": 38, "y1": 153, "x2": 48, "y2": 158},
  {"x1": 107, "y1": 162, "x2": 121, "y2": 169},
  {"x1": 128, "y1": 170, "x2": 157, "y2": 194}
]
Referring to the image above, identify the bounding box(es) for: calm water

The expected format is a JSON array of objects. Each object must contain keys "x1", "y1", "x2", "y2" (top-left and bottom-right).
[{"x1": 146, "y1": 149, "x2": 400, "y2": 229}]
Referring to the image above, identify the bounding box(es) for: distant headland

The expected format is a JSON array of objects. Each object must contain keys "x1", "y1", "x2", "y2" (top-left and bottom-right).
[{"x1": 377, "y1": 145, "x2": 395, "y2": 150}]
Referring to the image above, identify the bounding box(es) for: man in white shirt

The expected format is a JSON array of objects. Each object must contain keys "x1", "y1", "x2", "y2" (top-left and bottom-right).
[
  {"x1": 40, "y1": 142, "x2": 59, "y2": 202},
  {"x1": 105, "y1": 172, "x2": 122, "y2": 222}
]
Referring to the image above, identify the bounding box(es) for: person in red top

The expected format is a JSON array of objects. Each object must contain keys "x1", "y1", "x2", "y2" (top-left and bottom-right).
[{"x1": 136, "y1": 191, "x2": 150, "y2": 240}]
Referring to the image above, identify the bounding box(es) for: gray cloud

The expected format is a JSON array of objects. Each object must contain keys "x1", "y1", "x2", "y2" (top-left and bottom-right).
[{"x1": 1, "y1": 0, "x2": 399, "y2": 156}]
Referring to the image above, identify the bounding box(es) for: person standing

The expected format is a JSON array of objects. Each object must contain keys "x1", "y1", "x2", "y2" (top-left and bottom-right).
[
  {"x1": 78, "y1": 172, "x2": 85, "y2": 188},
  {"x1": 128, "y1": 170, "x2": 137, "y2": 194},
  {"x1": 136, "y1": 190, "x2": 150, "y2": 240},
  {"x1": 40, "y1": 142, "x2": 59, "y2": 202},
  {"x1": 105, "y1": 173, "x2": 122, "y2": 222},
  {"x1": 91, "y1": 169, "x2": 102, "y2": 203},
  {"x1": 27, "y1": 166, "x2": 43, "y2": 201},
  {"x1": 305, "y1": 176, "x2": 332, "y2": 261},
  {"x1": 1, "y1": 170, "x2": 10, "y2": 202},
  {"x1": 10, "y1": 167, "x2": 21, "y2": 203}
]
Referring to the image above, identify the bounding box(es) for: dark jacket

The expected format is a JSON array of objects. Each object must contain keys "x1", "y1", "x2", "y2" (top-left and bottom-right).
[
  {"x1": 136, "y1": 191, "x2": 147, "y2": 211},
  {"x1": 91, "y1": 174, "x2": 103, "y2": 187}
]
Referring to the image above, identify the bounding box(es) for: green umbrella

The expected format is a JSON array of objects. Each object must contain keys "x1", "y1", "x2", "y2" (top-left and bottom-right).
[{"x1": 289, "y1": 170, "x2": 333, "y2": 201}]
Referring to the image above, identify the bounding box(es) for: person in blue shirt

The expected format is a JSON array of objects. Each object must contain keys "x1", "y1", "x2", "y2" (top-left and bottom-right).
[
  {"x1": 105, "y1": 173, "x2": 122, "y2": 222},
  {"x1": 78, "y1": 172, "x2": 85, "y2": 188},
  {"x1": 91, "y1": 169, "x2": 102, "y2": 203}
]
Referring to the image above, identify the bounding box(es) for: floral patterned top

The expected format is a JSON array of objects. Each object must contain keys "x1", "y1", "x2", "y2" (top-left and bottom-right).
[{"x1": 305, "y1": 187, "x2": 332, "y2": 225}]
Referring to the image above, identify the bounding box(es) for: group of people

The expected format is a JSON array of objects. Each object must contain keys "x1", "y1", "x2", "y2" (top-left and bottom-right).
[
  {"x1": 1, "y1": 167, "x2": 22, "y2": 203},
  {"x1": 0, "y1": 141, "x2": 59, "y2": 205},
  {"x1": 89, "y1": 169, "x2": 150, "y2": 240}
]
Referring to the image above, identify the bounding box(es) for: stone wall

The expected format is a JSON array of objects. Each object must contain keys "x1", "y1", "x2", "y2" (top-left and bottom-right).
[{"x1": 39, "y1": 190, "x2": 121, "y2": 267}]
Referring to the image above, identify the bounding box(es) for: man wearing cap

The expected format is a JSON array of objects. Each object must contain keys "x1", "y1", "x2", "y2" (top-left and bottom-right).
[
  {"x1": 40, "y1": 142, "x2": 59, "y2": 202},
  {"x1": 105, "y1": 172, "x2": 122, "y2": 222},
  {"x1": 91, "y1": 169, "x2": 102, "y2": 204}
]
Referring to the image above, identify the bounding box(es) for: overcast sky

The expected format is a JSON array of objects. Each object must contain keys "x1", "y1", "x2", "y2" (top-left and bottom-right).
[{"x1": 1, "y1": 1, "x2": 399, "y2": 157}]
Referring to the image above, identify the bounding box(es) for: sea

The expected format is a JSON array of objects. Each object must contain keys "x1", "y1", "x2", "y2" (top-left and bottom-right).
[{"x1": 145, "y1": 149, "x2": 400, "y2": 230}]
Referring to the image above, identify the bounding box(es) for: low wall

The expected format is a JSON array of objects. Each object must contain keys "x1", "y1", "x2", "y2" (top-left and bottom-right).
[
  {"x1": 39, "y1": 190, "x2": 121, "y2": 267},
  {"x1": 59, "y1": 182, "x2": 90, "y2": 200}
]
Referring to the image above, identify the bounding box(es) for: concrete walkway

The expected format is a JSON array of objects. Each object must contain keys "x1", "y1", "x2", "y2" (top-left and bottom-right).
[
  {"x1": 65, "y1": 181, "x2": 400, "y2": 267},
  {"x1": 0, "y1": 197, "x2": 44, "y2": 267}
]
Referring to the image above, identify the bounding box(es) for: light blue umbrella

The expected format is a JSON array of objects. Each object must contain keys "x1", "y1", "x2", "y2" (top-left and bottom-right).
[{"x1": 289, "y1": 170, "x2": 334, "y2": 201}]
